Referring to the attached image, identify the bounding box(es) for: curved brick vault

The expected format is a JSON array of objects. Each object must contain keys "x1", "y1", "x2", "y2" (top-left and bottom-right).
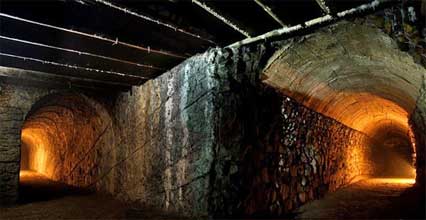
[
  {"x1": 263, "y1": 21, "x2": 426, "y2": 183},
  {"x1": 20, "y1": 93, "x2": 112, "y2": 187}
]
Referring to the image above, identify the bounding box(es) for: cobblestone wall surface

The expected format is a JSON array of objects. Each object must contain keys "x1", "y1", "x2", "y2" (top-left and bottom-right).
[
  {"x1": 410, "y1": 78, "x2": 426, "y2": 186},
  {"x1": 0, "y1": 83, "x2": 50, "y2": 205},
  {"x1": 207, "y1": 46, "x2": 374, "y2": 217},
  {"x1": 1, "y1": 9, "x2": 423, "y2": 218}
]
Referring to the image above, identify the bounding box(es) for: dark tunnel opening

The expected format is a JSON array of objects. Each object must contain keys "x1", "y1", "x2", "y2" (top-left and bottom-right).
[{"x1": 370, "y1": 125, "x2": 416, "y2": 179}]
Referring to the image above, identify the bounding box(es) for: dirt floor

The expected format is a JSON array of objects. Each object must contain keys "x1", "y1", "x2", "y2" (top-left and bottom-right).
[
  {"x1": 0, "y1": 171, "x2": 185, "y2": 220},
  {"x1": 295, "y1": 178, "x2": 426, "y2": 219},
  {"x1": 1, "y1": 172, "x2": 425, "y2": 219}
]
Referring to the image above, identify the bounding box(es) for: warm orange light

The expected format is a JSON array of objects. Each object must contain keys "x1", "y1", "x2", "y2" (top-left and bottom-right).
[
  {"x1": 19, "y1": 170, "x2": 32, "y2": 178},
  {"x1": 19, "y1": 170, "x2": 46, "y2": 181},
  {"x1": 410, "y1": 166, "x2": 416, "y2": 177},
  {"x1": 370, "y1": 178, "x2": 416, "y2": 184},
  {"x1": 21, "y1": 128, "x2": 54, "y2": 178}
]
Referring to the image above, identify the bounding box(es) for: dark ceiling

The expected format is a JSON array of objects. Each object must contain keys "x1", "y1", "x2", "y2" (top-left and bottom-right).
[{"x1": 0, "y1": 0, "x2": 410, "y2": 90}]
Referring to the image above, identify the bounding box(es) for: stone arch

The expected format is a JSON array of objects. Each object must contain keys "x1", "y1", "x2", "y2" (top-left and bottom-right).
[
  {"x1": 20, "y1": 92, "x2": 114, "y2": 188},
  {"x1": 262, "y1": 21, "x2": 426, "y2": 183}
]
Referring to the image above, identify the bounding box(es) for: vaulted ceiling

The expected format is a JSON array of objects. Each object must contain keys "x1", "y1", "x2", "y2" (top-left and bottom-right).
[
  {"x1": 0, "y1": 0, "x2": 411, "y2": 90},
  {"x1": 263, "y1": 21, "x2": 425, "y2": 139}
]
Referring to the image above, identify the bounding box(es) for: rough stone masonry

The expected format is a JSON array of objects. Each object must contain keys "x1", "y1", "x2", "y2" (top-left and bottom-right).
[
  {"x1": 0, "y1": 83, "x2": 50, "y2": 205},
  {"x1": 0, "y1": 45, "x2": 375, "y2": 217},
  {"x1": 0, "y1": 17, "x2": 424, "y2": 219}
]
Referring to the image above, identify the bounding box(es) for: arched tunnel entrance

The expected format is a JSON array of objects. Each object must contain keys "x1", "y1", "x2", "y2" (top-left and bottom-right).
[
  {"x1": 18, "y1": 93, "x2": 112, "y2": 203},
  {"x1": 0, "y1": 15, "x2": 424, "y2": 219},
  {"x1": 261, "y1": 22, "x2": 425, "y2": 218}
]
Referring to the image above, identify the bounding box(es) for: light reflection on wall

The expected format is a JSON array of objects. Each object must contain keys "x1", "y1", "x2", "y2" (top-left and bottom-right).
[
  {"x1": 346, "y1": 141, "x2": 369, "y2": 176},
  {"x1": 19, "y1": 94, "x2": 111, "y2": 187},
  {"x1": 370, "y1": 178, "x2": 416, "y2": 184},
  {"x1": 262, "y1": 22, "x2": 424, "y2": 184},
  {"x1": 21, "y1": 128, "x2": 55, "y2": 178},
  {"x1": 264, "y1": 60, "x2": 418, "y2": 179}
]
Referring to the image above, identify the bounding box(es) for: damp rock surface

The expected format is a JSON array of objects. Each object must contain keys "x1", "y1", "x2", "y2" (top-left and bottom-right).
[{"x1": 0, "y1": 14, "x2": 424, "y2": 219}]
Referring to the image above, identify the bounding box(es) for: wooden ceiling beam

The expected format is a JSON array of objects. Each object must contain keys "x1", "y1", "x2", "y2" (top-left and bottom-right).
[
  {"x1": 90, "y1": 0, "x2": 216, "y2": 44},
  {"x1": 314, "y1": 0, "x2": 332, "y2": 15},
  {"x1": 0, "y1": 35, "x2": 164, "y2": 71},
  {"x1": 229, "y1": 0, "x2": 400, "y2": 48},
  {"x1": 0, "y1": 66, "x2": 132, "y2": 91},
  {"x1": 0, "y1": 53, "x2": 147, "y2": 85},
  {"x1": 192, "y1": 0, "x2": 252, "y2": 38},
  {"x1": 0, "y1": 12, "x2": 188, "y2": 59},
  {"x1": 253, "y1": 0, "x2": 287, "y2": 27}
]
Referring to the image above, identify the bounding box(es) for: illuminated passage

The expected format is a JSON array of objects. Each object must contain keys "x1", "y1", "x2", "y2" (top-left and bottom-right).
[
  {"x1": 263, "y1": 21, "x2": 422, "y2": 181},
  {"x1": 0, "y1": 20, "x2": 422, "y2": 219},
  {"x1": 20, "y1": 93, "x2": 112, "y2": 187},
  {"x1": 296, "y1": 177, "x2": 419, "y2": 219}
]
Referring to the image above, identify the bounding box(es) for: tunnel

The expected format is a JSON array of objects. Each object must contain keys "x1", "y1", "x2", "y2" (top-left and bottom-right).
[
  {"x1": 0, "y1": 1, "x2": 425, "y2": 219},
  {"x1": 257, "y1": 22, "x2": 425, "y2": 218},
  {"x1": 18, "y1": 93, "x2": 112, "y2": 202},
  {"x1": 263, "y1": 22, "x2": 423, "y2": 181}
]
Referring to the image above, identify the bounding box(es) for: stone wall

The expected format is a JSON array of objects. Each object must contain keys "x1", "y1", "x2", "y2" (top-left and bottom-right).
[
  {"x1": 410, "y1": 77, "x2": 426, "y2": 186},
  {"x1": 1, "y1": 17, "x2": 418, "y2": 218},
  {"x1": 100, "y1": 52, "x2": 218, "y2": 217},
  {"x1": 0, "y1": 106, "x2": 23, "y2": 205},
  {"x1": 0, "y1": 54, "x2": 219, "y2": 215},
  {"x1": 207, "y1": 47, "x2": 374, "y2": 217},
  {"x1": 73, "y1": 45, "x2": 374, "y2": 217},
  {"x1": 0, "y1": 83, "x2": 50, "y2": 205},
  {"x1": 238, "y1": 96, "x2": 373, "y2": 216},
  {"x1": 371, "y1": 7, "x2": 426, "y2": 184},
  {"x1": 367, "y1": 9, "x2": 426, "y2": 182},
  {"x1": 0, "y1": 49, "x2": 383, "y2": 218},
  {"x1": 370, "y1": 6, "x2": 426, "y2": 68}
]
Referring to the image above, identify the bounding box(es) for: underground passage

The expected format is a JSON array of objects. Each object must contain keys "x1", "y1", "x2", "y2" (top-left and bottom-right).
[{"x1": 0, "y1": 0, "x2": 425, "y2": 219}]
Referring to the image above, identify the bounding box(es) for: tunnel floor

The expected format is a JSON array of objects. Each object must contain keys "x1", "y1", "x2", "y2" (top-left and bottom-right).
[
  {"x1": 0, "y1": 171, "x2": 187, "y2": 220},
  {"x1": 1, "y1": 172, "x2": 424, "y2": 219},
  {"x1": 295, "y1": 178, "x2": 425, "y2": 219}
]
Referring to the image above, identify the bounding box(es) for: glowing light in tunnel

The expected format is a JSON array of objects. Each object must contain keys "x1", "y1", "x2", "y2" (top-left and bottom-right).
[
  {"x1": 260, "y1": 22, "x2": 425, "y2": 192},
  {"x1": 19, "y1": 170, "x2": 48, "y2": 183},
  {"x1": 21, "y1": 128, "x2": 53, "y2": 178},
  {"x1": 370, "y1": 178, "x2": 416, "y2": 184},
  {"x1": 19, "y1": 170, "x2": 36, "y2": 178},
  {"x1": 19, "y1": 93, "x2": 111, "y2": 188},
  {"x1": 19, "y1": 170, "x2": 30, "y2": 178},
  {"x1": 34, "y1": 147, "x2": 47, "y2": 173},
  {"x1": 262, "y1": 22, "x2": 424, "y2": 136}
]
